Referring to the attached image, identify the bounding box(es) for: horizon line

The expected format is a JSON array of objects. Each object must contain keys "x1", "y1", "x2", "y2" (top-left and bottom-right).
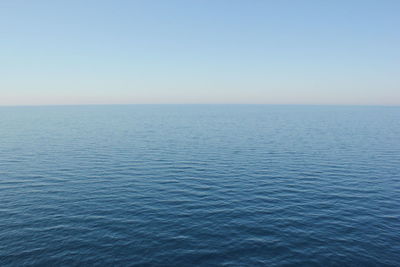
[{"x1": 0, "y1": 103, "x2": 399, "y2": 108}]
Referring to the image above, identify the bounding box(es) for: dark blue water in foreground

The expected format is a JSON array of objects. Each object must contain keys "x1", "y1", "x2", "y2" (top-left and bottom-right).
[{"x1": 1, "y1": 105, "x2": 399, "y2": 266}]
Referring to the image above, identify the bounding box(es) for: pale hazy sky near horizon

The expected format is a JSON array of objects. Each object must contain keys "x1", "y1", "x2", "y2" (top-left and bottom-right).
[{"x1": 1, "y1": 0, "x2": 399, "y2": 106}]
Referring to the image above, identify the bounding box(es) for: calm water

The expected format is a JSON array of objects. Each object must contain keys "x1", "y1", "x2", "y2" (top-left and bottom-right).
[{"x1": 0, "y1": 105, "x2": 399, "y2": 266}]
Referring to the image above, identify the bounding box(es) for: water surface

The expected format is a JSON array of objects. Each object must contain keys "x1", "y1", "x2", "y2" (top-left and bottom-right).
[{"x1": 0, "y1": 105, "x2": 399, "y2": 266}]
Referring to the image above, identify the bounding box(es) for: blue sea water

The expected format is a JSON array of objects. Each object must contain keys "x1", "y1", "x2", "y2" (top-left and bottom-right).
[{"x1": 0, "y1": 105, "x2": 399, "y2": 266}]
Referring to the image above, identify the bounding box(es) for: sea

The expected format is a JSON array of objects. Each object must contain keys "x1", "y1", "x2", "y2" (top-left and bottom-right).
[{"x1": 0, "y1": 105, "x2": 399, "y2": 266}]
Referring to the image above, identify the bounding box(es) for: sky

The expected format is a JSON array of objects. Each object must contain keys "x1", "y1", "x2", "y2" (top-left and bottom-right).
[{"x1": 0, "y1": 0, "x2": 399, "y2": 106}]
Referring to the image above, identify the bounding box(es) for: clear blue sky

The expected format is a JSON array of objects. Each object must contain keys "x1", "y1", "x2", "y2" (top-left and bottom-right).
[{"x1": 1, "y1": 0, "x2": 399, "y2": 105}]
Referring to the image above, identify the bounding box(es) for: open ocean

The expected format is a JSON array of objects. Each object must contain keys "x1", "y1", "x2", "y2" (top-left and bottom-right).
[{"x1": 0, "y1": 105, "x2": 399, "y2": 266}]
